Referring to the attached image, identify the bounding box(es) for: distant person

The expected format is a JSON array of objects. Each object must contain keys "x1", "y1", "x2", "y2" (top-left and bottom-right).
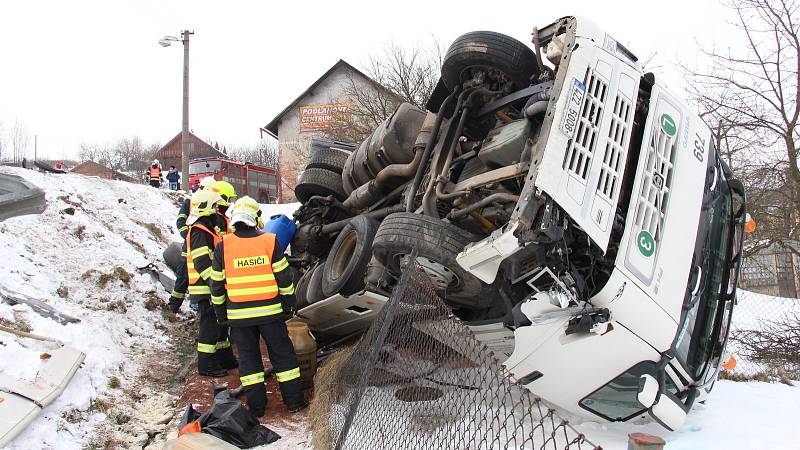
[
  {"x1": 166, "y1": 165, "x2": 180, "y2": 190},
  {"x1": 148, "y1": 159, "x2": 162, "y2": 188}
]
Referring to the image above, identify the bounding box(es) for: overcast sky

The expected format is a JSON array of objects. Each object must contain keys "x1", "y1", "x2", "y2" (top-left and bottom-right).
[{"x1": 0, "y1": 0, "x2": 731, "y2": 160}]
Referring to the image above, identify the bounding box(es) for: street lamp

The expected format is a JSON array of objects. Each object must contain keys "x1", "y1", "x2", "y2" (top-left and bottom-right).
[{"x1": 159, "y1": 30, "x2": 193, "y2": 191}]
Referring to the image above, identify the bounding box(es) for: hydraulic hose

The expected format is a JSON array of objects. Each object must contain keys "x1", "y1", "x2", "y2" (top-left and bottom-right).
[
  {"x1": 405, "y1": 89, "x2": 459, "y2": 212},
  {"x1": 447, "y1": 193, "x2": 519, "y2": 220},
  {"x1": 434, "y1": 89, "x2": 487, "y2": 203}
]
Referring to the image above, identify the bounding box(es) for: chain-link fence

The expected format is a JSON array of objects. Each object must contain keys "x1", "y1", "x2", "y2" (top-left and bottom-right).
[
  {"x1": 726, "y1": 290, "x2": 800, "y2": 378},
  {"x1": 311, "y1": 258, "x2": 601, "y2": 450}
]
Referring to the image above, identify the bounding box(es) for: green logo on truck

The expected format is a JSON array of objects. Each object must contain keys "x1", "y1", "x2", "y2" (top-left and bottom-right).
[
  {"x1": 637, "y1": 230, "x2": 655, "y2": 257},
  {"x1": 660, "y1": 114, "x2": 677, "y2": 137}
]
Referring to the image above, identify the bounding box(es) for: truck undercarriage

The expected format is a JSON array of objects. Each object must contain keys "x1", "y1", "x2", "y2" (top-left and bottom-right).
[{"x1": 285, "y1": 16, "x2": 747, "y2": 429}]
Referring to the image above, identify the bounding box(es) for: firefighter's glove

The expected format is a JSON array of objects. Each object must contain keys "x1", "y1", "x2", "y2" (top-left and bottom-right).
[
  {"x1": 214, "y1": 308, "x2": 229, "y2": 326},
  {"x1": 282, "y1": 296, "x2": 297, "y2": 319}
]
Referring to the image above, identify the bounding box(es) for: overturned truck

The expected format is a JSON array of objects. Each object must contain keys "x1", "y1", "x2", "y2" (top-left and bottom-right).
[{"x1": 288, "y1": 16, "x2": 746, "y2": 430}]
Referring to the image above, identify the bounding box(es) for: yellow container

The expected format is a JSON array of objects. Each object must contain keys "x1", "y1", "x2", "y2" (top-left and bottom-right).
[{"x1": 286, "y1": 321, "x2": 317, "y2": 389}]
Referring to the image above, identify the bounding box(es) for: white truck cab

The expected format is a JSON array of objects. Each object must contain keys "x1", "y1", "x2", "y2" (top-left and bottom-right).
[{"x1": 458, "y1": 16, "x2": 746, "y2": 430}]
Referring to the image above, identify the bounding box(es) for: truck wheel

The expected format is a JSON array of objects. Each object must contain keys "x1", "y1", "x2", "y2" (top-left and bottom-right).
[
  {"x1": 307, "y1": 263, "x2": 327, "y2": 304},
  {"x1": 295, "y1": 266, "x2": 314, "y2": 309},
  {"x1": 372, "y1": 212, "x2": 483, "y2": 302},
  {"x1": 441, "y1": 31, "x2": 538, "y2": 92},
  {"x1": 322, "y1": 215, "x2": 380, "y2": 297},
  {"x1": 307, "y1": 146, "x2": 351, "y2": 174},
  {"x1": 295, "y1": 168, "x2": 345, "y2": 203}
]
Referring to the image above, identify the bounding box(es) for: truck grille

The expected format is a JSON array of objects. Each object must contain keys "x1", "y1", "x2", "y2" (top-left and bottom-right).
[
  {"x1": 562, "y1": 69, "x2": 608, "y2": 180},
  {"x1": 633, "y1": 119, "x2": 676, "y2": 241},
  {"x1": 596, "y1": 94, "x2": 632, "y2": 200}
]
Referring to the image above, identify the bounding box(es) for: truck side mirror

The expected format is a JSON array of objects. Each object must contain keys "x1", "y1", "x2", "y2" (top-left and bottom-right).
[
  {"x1": 638, "y1": 374, "x2": 689, "y2": 431},
  {"x1": 649, "y1": 392, "x2": 689, "y2": 431},
  {"x1": 637, "y1": 374, "x2": 659, "y2": 408}
]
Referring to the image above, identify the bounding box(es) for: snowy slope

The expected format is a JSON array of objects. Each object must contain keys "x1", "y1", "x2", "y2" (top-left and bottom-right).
[{"x1": 0, "y1": 167, "x2": 183, "y2": 449}]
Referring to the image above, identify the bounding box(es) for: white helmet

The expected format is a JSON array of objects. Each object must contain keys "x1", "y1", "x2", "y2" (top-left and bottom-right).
[
  {"x1": 199, "y1": 176, "x2": 216, "y2": 190},
  {"x1": 230, "y1": 196, "x2": 262, "y2": 228},
  {"x1": 153, "y1": 159, "x2": 160, "y2": 165}
]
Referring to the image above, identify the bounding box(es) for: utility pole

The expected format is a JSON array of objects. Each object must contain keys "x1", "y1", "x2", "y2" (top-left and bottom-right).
[
  {"x1": 34, "y1": 135, "x2": 37, "y2": 161},
  {"x1": 180, "y1": 30, "x2": 193, "y2": 191}
]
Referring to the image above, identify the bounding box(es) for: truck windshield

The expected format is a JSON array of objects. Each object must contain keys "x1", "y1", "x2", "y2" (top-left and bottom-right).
[
  {"x1": 190, "y1": 160, "x2": 220, "y2": 174},
  {"x1": 674, "y1": 159, "x2": 733, "y2": 380}
]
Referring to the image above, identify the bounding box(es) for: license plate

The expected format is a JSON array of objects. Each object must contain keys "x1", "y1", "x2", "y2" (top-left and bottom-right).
[{"x1": 561, "y1": 78, "x2": 586, "y2": 137}]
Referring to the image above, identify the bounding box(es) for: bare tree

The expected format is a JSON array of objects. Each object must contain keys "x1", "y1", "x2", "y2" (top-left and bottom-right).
[
  {"x1": 732, "y1": 313, "x2": 800, "y2": 377},
  {"x1": 9, "y1": 120, "x2": 30, "y2": 162},
  {"x1": 228, "y1": 140, "x2": 280, "y2": 169},
  {"x1": 78, "y1": 137, "x2": 160, "y2": 180},
  {"x1": 684, "y1": 0, "x2": 800, "y2": 258},
  {"x1": 324, "y1": 39, "x2": 443, "y2": 143}
]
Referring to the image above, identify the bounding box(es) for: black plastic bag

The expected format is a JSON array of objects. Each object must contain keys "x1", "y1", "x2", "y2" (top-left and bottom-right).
[{"x1": 178, "y1": 386, "x2": 280, "y2": 448}]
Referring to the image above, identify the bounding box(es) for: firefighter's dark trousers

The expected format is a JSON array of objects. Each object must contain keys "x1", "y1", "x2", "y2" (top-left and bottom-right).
[
  {"x1": 168, "y1": 248, "x2": 189, "y2": 310},
  {"x1": 149, "y1": 179, "x2": 161, "y2": 188},
  {"x1": 196, "y1": 299, "x2": 237, "y2": 372},
  {"x1": 230, "y1": 321, "x2": 304, "y2": 414}
]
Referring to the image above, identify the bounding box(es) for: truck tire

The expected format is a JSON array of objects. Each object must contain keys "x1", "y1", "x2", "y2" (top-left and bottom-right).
[
  {"x1": 322, "y1": 215, "x2": 380, "y2": 297},
  {"x1": 307, "y1": 263, "x2": 327, "y2": 304},
  {"x1": 441, "y1": 31, "x2": 538, "y2": 92},
  {"x1": 295, "y1": 168, "x2": 345, "y2": 203},
  {"x1": 307, "y1": 146, "x2": 350, "y2": 174},
  {"x1": 295, "y1": 266, "x2": 314, "y2": 309},
  {"x1": 372, "y1": 212, "x2": 483, "y2": 303}
]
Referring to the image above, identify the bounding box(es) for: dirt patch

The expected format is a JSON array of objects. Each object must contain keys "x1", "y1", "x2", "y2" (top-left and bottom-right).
[
  {"x1": 11, "y1": 311, "x2": 33, "y2": 333},
  {"x1": 106, "y1": 299, "x2": 128, "y2": 313},
  {"x1": 143, "y1": 292, "x2": 163, "y2": 311},
  {"x1": 96, "y1": 266, "x2": 133, "y2": 289},
  {"x1": 134, "y1": 220, "x2": 167, "y2": 243},
  {"x1": 61, "y1": 207, "x2": 76, "y2": 215},
  {"x1": 173, "y1": 339, "x2": 314, "y2": 447},
  {"x1": 73, "y1": 224, "x2": 86, "y2": 241},
  {"x1": 124, "y1": 236, "x2": 146, "y2": 255},
  {"x1": 56, "y1": 285, "x2": 69, "y2": 298},
  {"x1": 57, "y1": 195, "x2": 82, "y2": 209}
]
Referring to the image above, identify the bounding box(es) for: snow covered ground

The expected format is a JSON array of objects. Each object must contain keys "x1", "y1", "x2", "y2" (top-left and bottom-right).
[
  {"x1": 1, "y1": 166, "x2": 798, "y2": 449},
  {"x1": 0, "y1": 166, "x2": 185, "y2": 449},
  {"x1": 577, "y1": 379, "x2": 800, "y2": 449}
]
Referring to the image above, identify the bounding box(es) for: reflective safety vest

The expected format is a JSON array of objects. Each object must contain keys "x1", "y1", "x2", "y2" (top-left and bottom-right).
[
  {"x1": 186, "y1": 223, "x2": 219, "y2": 295},
  {"x1": 149, "y1": 166, "x2": 161, "y2": 181},
  {"x1": 223, "y1": 233, "x2": 279, "y2": 302}
]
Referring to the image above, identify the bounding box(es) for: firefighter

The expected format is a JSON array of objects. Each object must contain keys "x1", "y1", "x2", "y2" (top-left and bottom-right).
[
  {"x1": 209, "y1": 180, "x2": 237, "y2": 234},
  {"x1": 169, "y1": 176, "x2": 216, "y2": 313},
  {"x1": 209, "y1": 196, "x2": 308, "y2": 415},
  {"x1": 148, "y1": 160, "x2": 162, "y2": 188},
  {"x1": 186, "y1": 188, "x2": 238, "y2": 376}
]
